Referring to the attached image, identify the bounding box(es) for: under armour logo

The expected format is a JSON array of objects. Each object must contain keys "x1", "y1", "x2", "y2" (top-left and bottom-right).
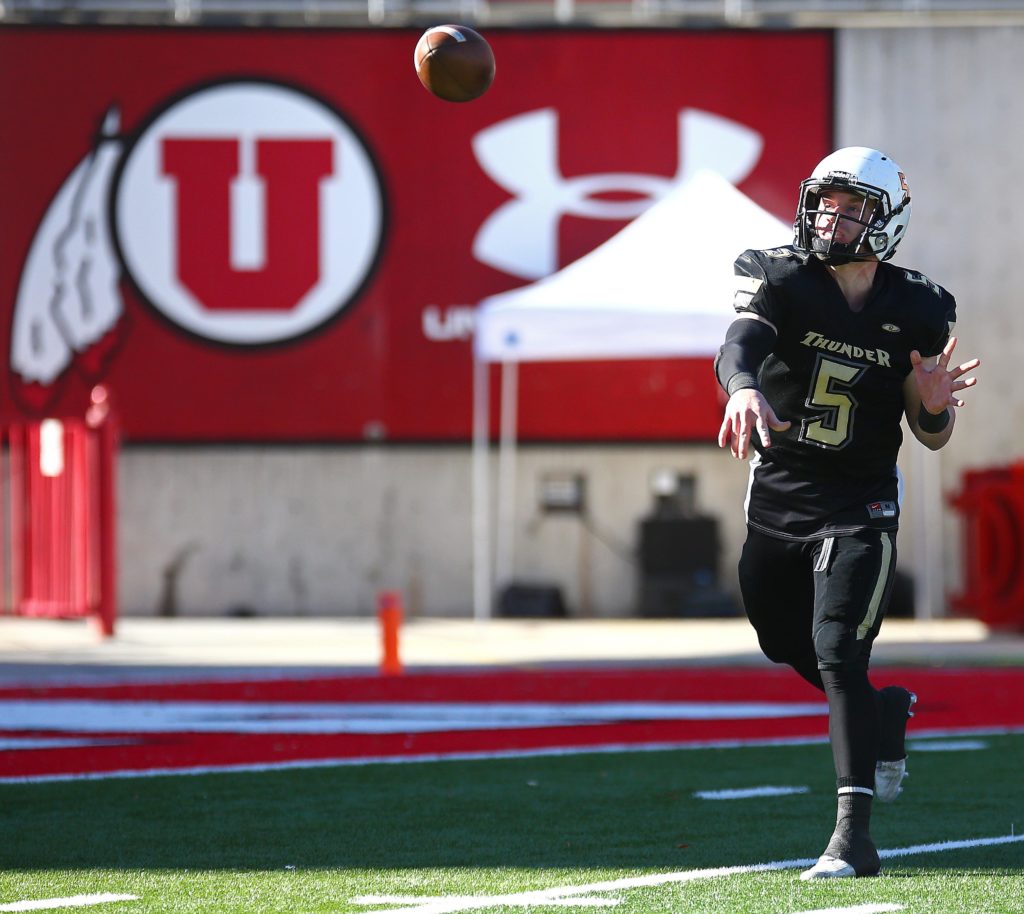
[{"x1": 471, "y1": 107, "x2": 763, "y2": 280}]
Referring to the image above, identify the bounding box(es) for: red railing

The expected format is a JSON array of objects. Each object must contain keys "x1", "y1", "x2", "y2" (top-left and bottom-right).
[
  {"x1": 950, "y1": 461, "x2": 1024, "y2": 632},
  {"x1": 1, "y1": 386, "x2": 118, "y2": 636}
]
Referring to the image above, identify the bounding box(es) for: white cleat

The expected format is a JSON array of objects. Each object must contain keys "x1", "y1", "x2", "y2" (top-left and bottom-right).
[
  {"x1": 800, "y1": 855, "x2": 857, "y2": 880},
  {"x1": 875, "y1": 688, "x2": 917, "y2": 802},
  {"x1": 875, "y1": 757, "x2": 908, "y2": 803}
]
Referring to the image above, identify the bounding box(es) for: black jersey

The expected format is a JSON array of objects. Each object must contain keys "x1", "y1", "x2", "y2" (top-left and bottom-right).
[{"x1": 731, "y1": 245, "x2": 955, "y2": 541}]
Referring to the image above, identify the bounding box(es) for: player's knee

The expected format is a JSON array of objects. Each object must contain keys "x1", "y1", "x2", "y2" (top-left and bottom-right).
[{"x1": 814, "y1": 619, "x2": 868, "y2": 671}]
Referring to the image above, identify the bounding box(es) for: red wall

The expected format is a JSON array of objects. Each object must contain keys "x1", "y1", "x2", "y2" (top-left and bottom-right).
[{"x1": 0, "y1": 28, "x2": 831, "y2": 441}]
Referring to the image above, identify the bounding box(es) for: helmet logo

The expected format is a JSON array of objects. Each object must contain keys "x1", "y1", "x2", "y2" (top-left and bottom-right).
[{"x1": 898, "y1": 171, "x2": 909, "y2": 192}]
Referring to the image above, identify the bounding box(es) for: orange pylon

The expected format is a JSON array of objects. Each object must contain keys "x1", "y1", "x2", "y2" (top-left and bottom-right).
[{"x1": 377, "y1": 590, "x2": 404, "y2": 675}]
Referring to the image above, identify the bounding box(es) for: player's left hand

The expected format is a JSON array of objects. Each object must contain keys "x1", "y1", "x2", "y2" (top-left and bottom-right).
[{"x1": 909, "y1": 335, "x2": 980, "y2": 415}]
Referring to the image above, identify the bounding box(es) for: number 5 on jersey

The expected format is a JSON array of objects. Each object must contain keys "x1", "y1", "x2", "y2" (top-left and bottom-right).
[{"x1": 802, "y1": 355, "x2": 867, "y2": 448}]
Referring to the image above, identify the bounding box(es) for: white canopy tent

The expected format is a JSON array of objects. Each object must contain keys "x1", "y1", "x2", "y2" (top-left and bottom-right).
[
  {"x1": 470, "y1": 170, "x2": 792, "y2": 619},
  {"x1": 474, "y1": 170, "x2": 789, "y2": 364}
]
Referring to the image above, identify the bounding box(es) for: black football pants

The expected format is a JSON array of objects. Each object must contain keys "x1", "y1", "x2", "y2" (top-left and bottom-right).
[{"x1": 738, "y1": 526, "x2": 898, "y2": 791}]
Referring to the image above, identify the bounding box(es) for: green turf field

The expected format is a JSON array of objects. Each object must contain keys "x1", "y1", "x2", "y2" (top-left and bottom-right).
[{"x1": 2, "y1": 735, "x2": 1022, "y2": 913}]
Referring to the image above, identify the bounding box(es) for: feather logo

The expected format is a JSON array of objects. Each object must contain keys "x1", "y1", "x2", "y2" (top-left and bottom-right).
[{"x1": 10, "y1": 107, "x2": 126, "y2": 409}]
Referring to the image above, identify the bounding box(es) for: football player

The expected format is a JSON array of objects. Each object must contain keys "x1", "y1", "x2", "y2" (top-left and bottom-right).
[{"x1": 714, "y1": 147, "x2": 981, "y2": 879}]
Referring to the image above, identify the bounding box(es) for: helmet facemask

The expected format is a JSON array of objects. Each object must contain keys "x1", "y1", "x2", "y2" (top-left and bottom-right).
[{"x1": 795, "y1": 177, "x2": 910, "y2": 265}]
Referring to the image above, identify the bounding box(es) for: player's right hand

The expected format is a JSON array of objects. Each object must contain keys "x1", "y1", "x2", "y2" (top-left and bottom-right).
[{"x1": 717, "y1": 389, "x2": 791, "y2": 460}]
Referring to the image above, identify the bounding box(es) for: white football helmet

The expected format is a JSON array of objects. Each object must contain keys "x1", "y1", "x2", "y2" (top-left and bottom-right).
[{"x1": 794, "y1": 147, "x2": 911, "y2": 264}]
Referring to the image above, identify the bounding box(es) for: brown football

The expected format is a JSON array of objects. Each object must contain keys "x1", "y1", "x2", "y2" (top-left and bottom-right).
[{"x1": 414, "y1": 25, "x2": 495, "y2": 103}]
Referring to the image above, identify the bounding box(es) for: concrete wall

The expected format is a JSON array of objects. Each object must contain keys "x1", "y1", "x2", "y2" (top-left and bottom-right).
[
  {"x1": 117, "y1": 26, "x2": 1020, "y2": 618},
  {"x1": 120, "y1": 447, "x2": 477, "y2": 617},
  {"x1": 118, "y1": 444, "x2": 751, "y2": 617}
]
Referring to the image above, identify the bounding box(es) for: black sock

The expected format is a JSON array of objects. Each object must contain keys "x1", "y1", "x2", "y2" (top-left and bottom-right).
[{"x1": 823, "y1": 792, "x2": 879, "y2": 875}]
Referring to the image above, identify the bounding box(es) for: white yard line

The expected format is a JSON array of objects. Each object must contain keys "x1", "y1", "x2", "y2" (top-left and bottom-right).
[
  {"x1": 793, "y1": 905, "x2": 903, "y2": 914},
  {"x1": 0, "y1": 736, "x2": 834, "y2": 784},
  {"x1": 908, "y1": 739, "x2": 988, "y2": 752},
  {"x1": 694, "y1": 785, "x2": 809, "y2": 800},
  {"x1": 0, "y1": 700, "x2": 830, "y2": 734},
  {"x1": 0, "y1": 738, "x2": 135, "y2": 752},
  {"x1": 0, "y1": 894, "x2": 138, "y2": 912},
  {"x1": 351, "y1": 833, "x2": 1024, "y2": 914},
  {"x1": 2, "y1": 725, "x2": 1021, "y2": 785}
]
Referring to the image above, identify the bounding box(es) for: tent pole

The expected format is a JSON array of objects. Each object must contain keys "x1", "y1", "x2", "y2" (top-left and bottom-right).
[
  {"x1": 494, "y1": 360, "x2": 519, "y2": 597},
  {"x1": 471, "y1": 352, "x2": 492, "y2": 622},
  {"x1": 910, "y1": 443, "x2": 944, "y2": 620}
]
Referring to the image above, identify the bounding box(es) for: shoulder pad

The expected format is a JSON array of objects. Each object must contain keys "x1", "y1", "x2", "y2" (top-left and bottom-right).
[{"x1": 736, "y1": 246, "x2": 807, "y2": 283}]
